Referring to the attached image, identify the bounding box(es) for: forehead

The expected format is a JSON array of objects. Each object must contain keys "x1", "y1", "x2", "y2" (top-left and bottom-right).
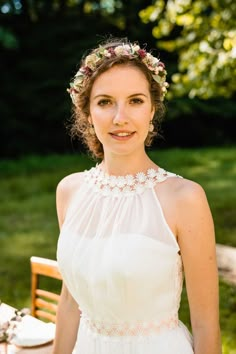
[{"x1": 91, "y1": 65, "x2": 150, "y2": 95}]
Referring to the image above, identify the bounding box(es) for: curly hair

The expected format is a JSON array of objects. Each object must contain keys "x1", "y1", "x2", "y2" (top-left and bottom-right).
[{"x1": 69, "y1": 39, "x2": 166, "y2": 159}]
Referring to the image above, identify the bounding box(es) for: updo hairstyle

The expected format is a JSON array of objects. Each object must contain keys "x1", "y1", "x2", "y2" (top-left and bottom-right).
[{"x1": 69, "y1": 39, "x2": 166, "y2": 159}]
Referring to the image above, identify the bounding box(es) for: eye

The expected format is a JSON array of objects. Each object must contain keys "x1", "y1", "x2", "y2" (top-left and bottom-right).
[
  {"x1": 97, "y1": 99, "x2": 112, "y2": 106},
  {"x1": 130, "y1": 97, "x2": 144, "y2": 104}
]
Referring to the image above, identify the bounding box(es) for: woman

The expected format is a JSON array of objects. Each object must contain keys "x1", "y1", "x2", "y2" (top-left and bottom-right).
[{"x1": 53, "y1": 38, "x2": 221, "y2": 354}]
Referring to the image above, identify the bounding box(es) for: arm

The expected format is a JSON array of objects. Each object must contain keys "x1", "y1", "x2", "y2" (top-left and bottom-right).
[
  {"x1": 52, "y1": 283, "x2": 80, "y2": 354},
  {"x1": 176, "y1": 181, "x2": 221, "y2": 354},
  {"x1": 52, "y1": 176, "x2": 81, "y2": 354}
]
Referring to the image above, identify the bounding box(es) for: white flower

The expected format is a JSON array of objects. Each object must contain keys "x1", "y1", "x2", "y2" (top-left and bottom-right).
[
  {"x1": 151, "y1": 56, "x2": 159, "y2": 65},
  {"x1": 136, "y1": 172, "x2": 146, "y2": 183},
  {"x1": 117, "y1": 176, "x2": 126, "y2": 188},
  {"x1": 123, "y1": 186, "x2": 132, "y2": 194},
  {"x1": 126, "y1": 175, "x2": 135, "y2": 186},
  {"x1": 133, "y1": 44, "x2": 140, "y2": 52},
  {"x1": 109, "y1": 176, "x2": 117, "y2": 187},
  {"x1": 75, "y1": 69, "x2": 84, "y2": 78},
  {"x1": 123, "y1": 44, "x2": 131, "y2": 51},
  {"x1": 114, "y1": 46, "x2": 125, "y2": 56},
  {"x1": 73, "y1": 74, "x2": 84, "y2": 89},
  {"x1": 147, "y1": 168, "x2": 157, "y2": 178},
  {"x1": 101, "y1": 176, "x2": 109, "y2": 185},
  {"x1": 156, "y1": 168, "x2": 164, "y2": 176},
  {"x1": 69, "y1": 43, "x2": 168, "y2": 102},
  {"x1": 104, "y1": 49, "x2": 111, "y2": 58},
  {"x1": 85, "y1": 53, "x2": 101, "y2": 70}
]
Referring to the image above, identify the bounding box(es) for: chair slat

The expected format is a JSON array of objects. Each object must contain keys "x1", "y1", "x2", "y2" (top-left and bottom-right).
[
  {"x1": 36, "y1": 289, "x2": 60, "y2": 302},
  {"x1": 35, "y1": 309, "x2": 56, "y2": 323},
  {"x1": 35, "y1": 298, "x2": 58, "y2": 313},
  {"x1": 30, "y1": 256, "x2": 62, "y2": 323}
]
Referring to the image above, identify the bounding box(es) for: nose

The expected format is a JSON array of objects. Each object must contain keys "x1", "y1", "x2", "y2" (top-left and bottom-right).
[{"x1": 113, "y1": 103, "x2": 128, "y2": 126}]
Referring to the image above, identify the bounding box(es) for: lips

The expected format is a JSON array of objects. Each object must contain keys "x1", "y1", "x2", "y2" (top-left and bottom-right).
[{"x1": 110, "y1": 130, "x2": 135, "y2": 137}]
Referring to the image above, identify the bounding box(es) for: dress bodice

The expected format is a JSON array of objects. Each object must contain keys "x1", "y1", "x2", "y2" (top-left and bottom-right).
[
  {"x1": 57, "y1": 166, "x2": 184, "y2": 336},
  {"x1": 57, "y1": 166, "x2": 194, "y2": 353}
]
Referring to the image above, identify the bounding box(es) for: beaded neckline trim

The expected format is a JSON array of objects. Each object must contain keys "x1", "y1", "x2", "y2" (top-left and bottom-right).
[{"x1": 84, "y1": 165, "x2": 179, "y2": 196}]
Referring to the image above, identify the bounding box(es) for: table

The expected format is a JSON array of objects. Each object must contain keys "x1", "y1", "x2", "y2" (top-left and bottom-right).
[
  {"x1": 0, "y1": 304, "x2": 54, "y2": 354},
  {"x1": 0, "y1": 343, "x2": 53, "y2": 354}
]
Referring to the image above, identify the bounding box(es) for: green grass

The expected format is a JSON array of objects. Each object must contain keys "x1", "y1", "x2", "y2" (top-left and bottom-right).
[{"x1": 0, "y1": 148, "x2": 236, "y2": 352}]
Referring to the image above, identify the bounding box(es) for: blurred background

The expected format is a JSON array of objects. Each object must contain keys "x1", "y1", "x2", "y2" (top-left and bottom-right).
[
  {"x1": 0, "y1": 0, "x2": 235, "y2": 157},
  {"x1": 0, "y1": 0, "x2": 236, "y2": 351}
]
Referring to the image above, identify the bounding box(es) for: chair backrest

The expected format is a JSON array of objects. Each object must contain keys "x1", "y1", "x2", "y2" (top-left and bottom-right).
[{"x1": 30, "y1": 256, "x2": 62, "y2": 323}]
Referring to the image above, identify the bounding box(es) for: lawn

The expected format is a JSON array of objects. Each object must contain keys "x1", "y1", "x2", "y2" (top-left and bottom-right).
[{"x1": 0, "y1": 148, "x2": 236, "y2": 352}]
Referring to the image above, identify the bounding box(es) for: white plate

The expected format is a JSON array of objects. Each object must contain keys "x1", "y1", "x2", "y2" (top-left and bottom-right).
[{"x1": 10, "y1": 315, "x2": 56, "y2": 347}]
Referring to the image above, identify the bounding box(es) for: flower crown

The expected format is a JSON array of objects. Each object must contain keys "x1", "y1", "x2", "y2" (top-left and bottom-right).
[{"x1": 68, "y1": 43, "x2": 169, "y2": 103}]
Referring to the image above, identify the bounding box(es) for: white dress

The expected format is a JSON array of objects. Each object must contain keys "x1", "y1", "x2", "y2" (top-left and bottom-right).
[{"x1": 57, "y1": 165, "x2": 194, "y2": 354}]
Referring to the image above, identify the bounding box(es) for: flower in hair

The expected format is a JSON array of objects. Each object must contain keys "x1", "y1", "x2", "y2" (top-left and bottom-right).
[
  {"x1": 85, "y1": 53, "x2": 102, "y2": 70},
  {"x1": 137, "y1": 49, "x2": 147, "y2": 59},
  {"x1": 68, "y1": 43, "x2": 169, "y2": 103}
]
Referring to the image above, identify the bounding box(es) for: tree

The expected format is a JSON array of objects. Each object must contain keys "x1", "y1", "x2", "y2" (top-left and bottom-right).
[{"x1": 140, "y1": 0, "x2": 236, "y2": 99}]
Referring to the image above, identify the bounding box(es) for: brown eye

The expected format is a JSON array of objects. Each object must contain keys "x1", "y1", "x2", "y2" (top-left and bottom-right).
[
  {"x1": 98, "y1": 99, "x2": 112, "y2": 106},
  {"x1": 130, "y1": 98, "x2": 144, "y2": 104}
]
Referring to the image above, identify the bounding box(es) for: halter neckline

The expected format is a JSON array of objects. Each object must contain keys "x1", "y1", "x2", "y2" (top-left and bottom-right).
[{"x1": 84, "y1": 165, "x2": 179, "y2": 197}]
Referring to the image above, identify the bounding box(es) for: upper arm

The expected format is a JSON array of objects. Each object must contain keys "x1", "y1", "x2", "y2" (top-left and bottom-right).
[
  {"x1": 176, "y1": 181, "x2": 219, "y2": 330},
  {"x1": 56, "y1": 173, "x2": 83, "y2": 229},
  {"x1": 56, "y1": 178, "x2": 70, "y2": 229}
]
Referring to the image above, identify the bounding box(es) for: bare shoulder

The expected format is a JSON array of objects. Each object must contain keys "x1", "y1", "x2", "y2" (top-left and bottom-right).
[
  {"x1": 57, "y1": 172, "x2": 84, "y2": 198},
  {"x1": 167, "y1": 176, "x2": 214, "y2": 242},
  {"x1": 163, "y1": 175, "x2": 211, "y2": 227},
  {"x1": 56, "y1": 171, "x2": 85, "y2": 228},
  {"x1": 171, "y1": 176, "x2": 207, "y2": 205}
]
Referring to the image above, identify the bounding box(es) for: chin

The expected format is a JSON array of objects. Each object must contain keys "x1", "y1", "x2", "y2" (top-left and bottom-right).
[{"x1": 106, "y1": 145, "x2": 144, "y2": 158}]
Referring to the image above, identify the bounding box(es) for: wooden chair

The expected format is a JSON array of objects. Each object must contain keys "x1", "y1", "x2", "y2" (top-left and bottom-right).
[{"x1": 30, "y1": 256, "x2": 62, "y2": 323}]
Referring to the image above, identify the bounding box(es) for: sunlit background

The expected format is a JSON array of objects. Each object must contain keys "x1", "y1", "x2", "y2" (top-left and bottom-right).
[{"x1": 0, "y1": 1, "x2": 236, "y2": 352}]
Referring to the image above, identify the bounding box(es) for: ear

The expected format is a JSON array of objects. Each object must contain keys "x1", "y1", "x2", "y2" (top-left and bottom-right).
[{"x1": 88, "y1": 116, "x2": 92, "y2": 124}]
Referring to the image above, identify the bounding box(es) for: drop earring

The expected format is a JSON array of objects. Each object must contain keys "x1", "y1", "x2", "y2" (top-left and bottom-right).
[{"x1": 149, "y1": 121, "x2": 154, "y2": 132}]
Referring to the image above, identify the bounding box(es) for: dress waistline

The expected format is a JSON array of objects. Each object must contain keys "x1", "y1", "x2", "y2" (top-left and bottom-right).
[{"x1": 80, "y1": 313, "x2": 179, "y2": 337}]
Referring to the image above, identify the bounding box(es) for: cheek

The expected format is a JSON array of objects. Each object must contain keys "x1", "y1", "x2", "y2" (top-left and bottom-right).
[
  {"x1": 91, "y1": 113, "x2": 109, "y2": 138},
  {"x1": 90, "y1": 107, "x2": 113, "y2": 126}
]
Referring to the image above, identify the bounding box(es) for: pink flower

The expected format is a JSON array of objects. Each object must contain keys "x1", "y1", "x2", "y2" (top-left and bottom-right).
[
  {"x1": 108, "y1": 48, "x2": 116, "y2": 57},
  {"x1": 82, "y1": 66, "x2": 93, "y2": 76},
  {"x1": 158, "y1": 61, "x2": 165, "y2": 68},
  {"x1": 138, "y1": 49, "x2": 146, "y2": 58}
]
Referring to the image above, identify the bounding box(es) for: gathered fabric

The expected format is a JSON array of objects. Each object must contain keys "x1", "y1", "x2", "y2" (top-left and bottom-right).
[{"x1": 57, "y1": 166, "x2": 194, "y2": 354}]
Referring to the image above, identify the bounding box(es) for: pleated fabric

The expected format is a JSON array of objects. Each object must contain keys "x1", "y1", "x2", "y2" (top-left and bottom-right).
[{"x1": 57, "y1": 166, "x2": 194, "y2": 354}]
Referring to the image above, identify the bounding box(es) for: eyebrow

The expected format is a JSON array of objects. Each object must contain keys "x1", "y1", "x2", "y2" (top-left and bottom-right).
[{"x1": 93, "y1": 93, "x2": 148, "y2": 100}]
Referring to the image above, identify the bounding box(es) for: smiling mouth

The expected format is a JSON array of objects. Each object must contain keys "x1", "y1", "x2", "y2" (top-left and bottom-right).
[{"x1": 110, "y1": 131, "x2": 135, "y2": 137}]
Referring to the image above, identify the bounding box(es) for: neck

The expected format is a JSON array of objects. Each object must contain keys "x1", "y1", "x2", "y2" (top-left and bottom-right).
[{"x1": 101, "y1": 150, "x2": 158, "y2": 176}]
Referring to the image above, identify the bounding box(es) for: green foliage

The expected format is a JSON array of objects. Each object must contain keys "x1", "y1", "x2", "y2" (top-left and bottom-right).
[
  {"x1": 0, "y1": 26, "x2": 18, "y2": 48},
  {"x1": 0, "y1": 0, "x2": 159, "y2": 157},
  {"x1": 0, "y1": 0, "x2": 235, "y2": 157},
  {"x1": 140, "y1": 0, "x2": 236, "y2": 99}
]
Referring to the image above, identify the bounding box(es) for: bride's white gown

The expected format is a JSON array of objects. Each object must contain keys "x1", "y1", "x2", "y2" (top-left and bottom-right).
[{"x1": 57, "y1": 166, "x2": 194, "y2": 353}]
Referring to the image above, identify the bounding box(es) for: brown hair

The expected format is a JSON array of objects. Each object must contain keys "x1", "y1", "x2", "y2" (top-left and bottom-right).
[{"x1": 69, "y1": 39, "x2": 166, "y2": 159}]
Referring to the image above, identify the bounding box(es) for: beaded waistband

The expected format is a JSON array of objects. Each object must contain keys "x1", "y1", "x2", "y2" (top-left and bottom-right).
[{"x1": 80, "y1": 313, "x2": 179, "y2": 336}]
